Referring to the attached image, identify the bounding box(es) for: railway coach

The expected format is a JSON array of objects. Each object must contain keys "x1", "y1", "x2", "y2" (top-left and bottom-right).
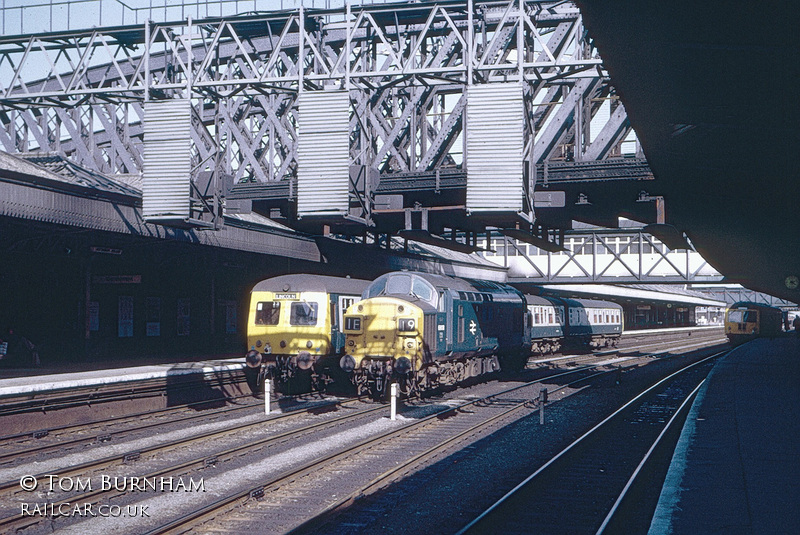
[
  {"x1": 561, "y1": 297, "x2": 623, "y2": 349},
  {"x1": 525, "y1": 295, "x2": 623, "y2": 354},
  {"x1": 244, "y1": 274, "x2": 370, "y2": 392}
]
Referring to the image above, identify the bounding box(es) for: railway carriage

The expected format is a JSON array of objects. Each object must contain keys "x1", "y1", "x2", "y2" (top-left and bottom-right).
[
  {"x1": 724, "y1": 301, "x2": 783, "y2": 344},
  {"x1": 562, "y1": 298, "x2": 623, "y2": 348},
  {"x1": 525, "y1": 294, "x2": 564, "y2": 354},
  {"x1": 341, "y1": 271, "x2": 530, "y2": 398},
  {"x1": 244, "y1": 274, "x2": 370, "y2": 392}
]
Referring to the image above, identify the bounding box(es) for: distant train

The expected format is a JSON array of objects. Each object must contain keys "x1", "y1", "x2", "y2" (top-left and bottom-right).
[
  {"x1": 724, "y1": 301, "x2": 784, "y2": 344},
  {"x1": 244, "y1": 272, "x2": 622, "y2": 397},
  {"x1": 244, "y1": 274, "x2": 370, "y2": 392}
]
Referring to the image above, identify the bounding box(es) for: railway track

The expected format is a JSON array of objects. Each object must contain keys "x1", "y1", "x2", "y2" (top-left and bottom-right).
[
  {"x1": 0, "y1": 334, "x2": 727, "y2": 534},
  {"x1": 0, "y1": 391, "x2": 318, "y2": 466},
  {"x1": 271, "y1": 346, "x2": 725, "y2": 535},
  {"x1": 456, "y1": 353, "x2": 721, "y2": 534},
  {"x1": 0, "y1": 358, "x2": 630, "y2": 534},
  {"x1": 144, "y1": 364, "x2": 617, "y2": 535}
]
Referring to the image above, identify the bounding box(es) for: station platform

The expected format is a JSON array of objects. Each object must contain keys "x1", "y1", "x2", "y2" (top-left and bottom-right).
[
  {"x1": 0, "y1": 354, "x2": 245, "y2": 398},
  {"x1": 649, "y1": 335, "x2": 800, "y2": 535}
]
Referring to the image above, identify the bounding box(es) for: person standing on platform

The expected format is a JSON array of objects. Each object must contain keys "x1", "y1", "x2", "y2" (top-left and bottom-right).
[
  {"x1": 793, "y1": 315, "x2": 800, "y2": 337},
  {"x1": 3, "y1": 328, "x2": 40, "y2": 367}
]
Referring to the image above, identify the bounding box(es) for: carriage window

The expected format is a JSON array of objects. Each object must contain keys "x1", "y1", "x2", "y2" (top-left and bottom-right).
[
  {"x1": 340, "y1": 297, "x2": 356, "y2": 312},
  {"x1": 255, "y1": 302, "x2": 281, "y2": 325},
  {"x1": 290, "y1": 302, "x2": 318, "y2": 326}
]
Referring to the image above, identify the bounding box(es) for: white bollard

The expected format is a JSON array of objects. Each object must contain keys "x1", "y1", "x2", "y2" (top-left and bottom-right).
[
  {"x1": 264, "y1": 379, "x2": 271, "y2": 415},
  {"x1": 390, "y1": 383, "x2": 398, "y2": 420}
]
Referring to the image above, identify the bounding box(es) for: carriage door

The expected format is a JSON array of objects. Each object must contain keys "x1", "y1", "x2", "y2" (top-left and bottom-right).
[
  {"x1": 334, "y1": 295, "x2": 357, "y2": 352},
  {"x1": 440, "y1": 290, "x2": 453, "y2": 353}
]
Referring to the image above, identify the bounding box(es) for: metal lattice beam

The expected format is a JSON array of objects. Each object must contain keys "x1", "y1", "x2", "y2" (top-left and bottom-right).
[
  {"x1": 498, "y1": 228, "x2": 725, "y2": 284},
  {"x1": 0, "y1": 1, "x2": 639, "y2": 233}
]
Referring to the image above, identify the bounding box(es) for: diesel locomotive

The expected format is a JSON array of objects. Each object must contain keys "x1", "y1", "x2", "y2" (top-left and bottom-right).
[
  {"x1": 341, "y1": 272, "x2": 531, "y2": 398},
  {"x1": 724, "y1": 301, "x2": 784, "y2": 344},
  {"x1": 244, "y1": 274, "x2": 370, "y2": 392}
]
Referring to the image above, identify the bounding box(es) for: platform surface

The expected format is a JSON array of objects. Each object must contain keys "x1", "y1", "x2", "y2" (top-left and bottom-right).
[
  {"x1": 649, "y1": 335, "x2": 800, "y2": 535},
  {"x1": 0, "y1": 355, "x2": 243, "y2": 397}
]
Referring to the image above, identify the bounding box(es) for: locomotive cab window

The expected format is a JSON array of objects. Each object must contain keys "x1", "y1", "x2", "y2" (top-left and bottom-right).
[
  {"x1": 370, "y1": 273, "x2": 438, "y2": 308},
  {"x1": 728, "y1": 310, "x2": 756, "y2": 323},
  {"x1": 290, "y1": 302, "x2": 318, "y2": 326},
  {"x1": 365, "y1": 277, "x2": 387, "y2": 298},
  {"x1": 386, "y1": 274, "x2": 412, "y2": 295},
  {"x1": 412, "y1": 277, "x2": 434, "y2": 302},
  {"x1": 255, "y1": 302, "x2": 281, "y2": 325}
]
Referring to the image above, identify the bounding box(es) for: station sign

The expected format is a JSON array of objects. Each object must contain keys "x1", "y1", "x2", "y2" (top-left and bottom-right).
[{"x1": 533, "y1": 191, "x2": 566, "y2": 208}]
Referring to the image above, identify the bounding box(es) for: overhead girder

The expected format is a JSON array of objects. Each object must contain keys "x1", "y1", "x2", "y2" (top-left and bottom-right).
[
  {"x1": 0, "y1": 0, "x2": 643, "y2": 246},
  {"x1": 500, "y1": 228, "x2": 723, "y2": 284}
]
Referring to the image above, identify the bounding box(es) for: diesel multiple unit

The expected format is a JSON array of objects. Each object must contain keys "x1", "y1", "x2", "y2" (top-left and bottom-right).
[
  {"x1": 724, "y1": 301, "x2": 784, "y2": 344},
  {"x1": 244, "y1": 274, "x2": 370, "y2": 392}
]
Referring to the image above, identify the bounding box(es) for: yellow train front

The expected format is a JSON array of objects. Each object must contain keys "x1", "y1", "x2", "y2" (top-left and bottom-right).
[
  {"x1": 341, "y1": 296, "x2": 428, "y2": 398},
  {"x1": 724, "y1": 301, "x2": 784, "y2": 344},
  {"x1": 341, "y1": 271, "x2": 530, "y2": 399},
  {"x1": 244, "y1": 274, "x2": 368, "y2": 393}
]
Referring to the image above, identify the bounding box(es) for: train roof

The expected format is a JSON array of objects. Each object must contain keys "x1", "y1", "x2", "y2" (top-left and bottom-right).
[
  {"x1": 524, "y1": 294, "x2": 621, "y2": 310},
  {"x1": 252, "y1": 274, "x2": 370, "y2": 294},
  {"x1": 369, "y1": 271, "x2": 518, "y2": 294},
  {"x1": 525, "y1": 294, "x2": 558, "y2": 306},
  {"x1": 568, "y1": 298, "x2": 623, "y2": 310},
  {"x1": 728, "y1": 301, "x2": 782, "y2": 311},
  {"x1": 364, "y1": 271, "x2": 524, "y2": 306}
]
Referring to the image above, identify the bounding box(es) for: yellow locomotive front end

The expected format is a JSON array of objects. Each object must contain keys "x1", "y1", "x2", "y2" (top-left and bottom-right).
[
  {"x1": 724, "y1": 304, "x2": 759, "y2": 344},
  {"x1": 246, "y1": 289, "x2": 331, "y2": 381},
  {"x1": 341, "y1": 297, "x2": 426, "y2": 398}
]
